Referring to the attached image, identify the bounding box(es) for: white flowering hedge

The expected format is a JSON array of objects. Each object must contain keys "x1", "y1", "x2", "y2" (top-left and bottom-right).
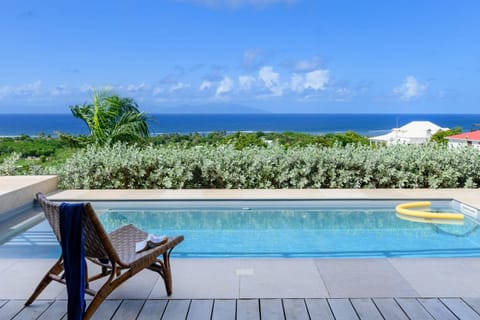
[
  {"x1": 41, "y1": 143, "x2": 480, "y2": 189},
  {"x1": 0, "y1": 152, "x2": 21, "y2": 175}
]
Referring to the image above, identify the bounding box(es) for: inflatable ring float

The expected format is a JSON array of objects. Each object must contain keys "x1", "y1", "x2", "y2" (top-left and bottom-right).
[{"x1": 395, "y1": 201, "x2": 464, "y2": 220}]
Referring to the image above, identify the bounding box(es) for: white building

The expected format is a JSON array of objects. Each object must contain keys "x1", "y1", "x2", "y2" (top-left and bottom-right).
[
  {"x1": 369, "y1": 121, "x2": 449, "y2": 145},
  {"x1": 446, "y1": 130, "x2": 480, "y2": 150}
]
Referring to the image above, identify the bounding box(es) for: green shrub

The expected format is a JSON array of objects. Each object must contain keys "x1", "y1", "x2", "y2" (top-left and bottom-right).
[
  {"x1": 44, "y1": 143, "x2": 480, "y2": 189},
  {"x1": 430, "y1": 127, "x2": 462, "y2": 145},
  {"x1": 0, "y1": 152, "x2": 21, "y2": 175}
]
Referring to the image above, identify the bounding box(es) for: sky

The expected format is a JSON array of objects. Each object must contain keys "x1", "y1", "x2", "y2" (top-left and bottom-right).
[{"x1": 0, "y1": 0, "x2": 479, "y2": 114}]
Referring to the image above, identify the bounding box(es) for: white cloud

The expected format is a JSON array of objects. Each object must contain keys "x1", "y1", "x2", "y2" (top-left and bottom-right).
[
  {"x1": 289, "y1": 69, "x2": 329, "y2": 93},
  {"x1": 215, "y1": 77, "x2": 233, "y2": 96},
  {"x1": 51, "y1": 85, "x2": 70, "y2": 96},
  {"x1": 169, "y1": 82, "x2": 190, "y2": 92},
  {"x1": 304, "y1": 70, "x2": 329, "y2": 91},
  {"x1": 102, "y1": 85, "x2": 115, "y2": 92},
  {"x1": 394, "y1": 76, "x2": 428, "y2": 100},
  {"x1": 238, "y1": 75, "x2": 256, "y2": 90},
  {"x1": 152, "y1": 86, "x2": 164, "y2": 96},
  {"x1": 0, "y1": 81, "x2": 42, "y2": 99},
  {"x1": 199, "y1": 81, "x2": 212, "y2": 91},
  {"x1": 79, "y1": 84, "x2": 93, "y2": 93},
  {"x1": 259, "y1": 66, "x2": 283, "y2": 96},
  {"x1": 292, "y1": 56, "x2": 321, "y2": 72},
  {"x1": 290, "y1": 74, "x2": 304, "y2": 92},
  {"x1": 127, "y1": 83, "x2": 147, "y2": 92}
]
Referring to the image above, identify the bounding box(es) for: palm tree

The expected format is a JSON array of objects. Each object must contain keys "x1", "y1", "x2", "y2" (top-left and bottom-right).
[{"x1": 70, "y1": 90, "x2": 150, "y2": 145}]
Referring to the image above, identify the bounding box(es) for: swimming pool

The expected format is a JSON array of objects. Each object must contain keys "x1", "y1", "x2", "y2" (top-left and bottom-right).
[{"x1": 1, "y1": 200, "x2": 479, "y2": 258}]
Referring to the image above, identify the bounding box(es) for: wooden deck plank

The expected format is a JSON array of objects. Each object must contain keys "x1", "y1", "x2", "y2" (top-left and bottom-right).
[
  {"x1": 283, "y1": 299, "x2": 309, "y2": 320},
  {"x1": 373, "y1": 298, "x2": 408, "y2": 320},
  {"x1": 137, "y1": 300, "x2": 168, "y2": 320},
  {"x1": 440, "y1": 298, "x2": 480, "y2": 320},
  {"x1": 418, "y1": 298, "x2": 458, "y2": 320},
  {"x1": 90, "y1": 300, "x2": 122, "y2": 320},
  {"x1": 162, "y1": 300, "x2": 190, "y2": 320},
  {"x1": 1, "y1": 300, "x2": 30, "y2": 320},
  {"x1": 187, "y1": 299, "x2": 213, "y2": 320},
  {"x1": 305, "y1": 299, "x2": 334, "y2": 320},
  {"x1": 395, "y1": 298, "x2": 434, "y2": 320},
  {"x1": 112, "y1": 300, "x2": 145, "y2": 320},
  {"x1": 463, "y1": 297, "x2": 480, "y2": 315},
  {"x1": 260, "y1": 299, "x2": 284, "y2": 320},
  {"x1": 3, "y1": 297, "x2": 480, "y2": 320},
  {"x1": 237, "y1": 299, "x2": 260, "y2": 320},
  {"x1": 350, "y1": 298, "x2": 382, "y2": 320},
  {"x1": 37, "y1": 300, "x2": 67, "y2": 320},
  {"x1": 327, "y1": 299, "x2": 359, "y2": 320},
  {"x1": 2, "y1": 300, "x2": 28, "y2": 320},
  {"x1": 212, "y1": 299, "x2": 236, "y2": 320},
  {"x1": 12, "y1": 300, "x2": 52, "y2": 320}
]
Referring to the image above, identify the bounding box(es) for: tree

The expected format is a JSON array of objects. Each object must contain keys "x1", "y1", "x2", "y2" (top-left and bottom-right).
[
  {"x1": 430, "y1": 127, "x2": 462, "y2": 145},
  {"x1": 70, "y1": 90, "x2": 150, "y2": 145}
]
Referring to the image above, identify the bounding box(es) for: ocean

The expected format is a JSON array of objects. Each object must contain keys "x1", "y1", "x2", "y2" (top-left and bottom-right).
[{"x1": 0, "y1": 113, "x2": 479, "y2": 137}]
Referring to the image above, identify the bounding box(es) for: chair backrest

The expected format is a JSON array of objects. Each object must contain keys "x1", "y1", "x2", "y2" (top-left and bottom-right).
[{"x1": 36, "y1": 193, "x2": 119, "y2": 261}]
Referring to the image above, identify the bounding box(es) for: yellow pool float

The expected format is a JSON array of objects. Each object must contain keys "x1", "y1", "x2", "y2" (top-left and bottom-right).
[
  {"x1": 395, "y1": 213, "x2": 464, "y2": 225},
  {"x1": 395, "y1": 201, "x2": 464, "y2": 220}
]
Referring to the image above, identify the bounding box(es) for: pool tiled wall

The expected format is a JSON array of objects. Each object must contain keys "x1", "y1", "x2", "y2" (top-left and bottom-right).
[{"x1": 0, "y1": 176, "x2": 58, "y2": 218}]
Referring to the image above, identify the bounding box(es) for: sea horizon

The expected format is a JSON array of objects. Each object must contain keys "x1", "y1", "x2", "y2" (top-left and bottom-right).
[{"x1": 1, "y1": 113, "x2": 479, "y2": 137}]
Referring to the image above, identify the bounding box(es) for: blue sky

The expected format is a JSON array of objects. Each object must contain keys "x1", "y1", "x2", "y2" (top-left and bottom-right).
[{"x1": 0, "y1": 0, "x2": 479, "y2": 113}]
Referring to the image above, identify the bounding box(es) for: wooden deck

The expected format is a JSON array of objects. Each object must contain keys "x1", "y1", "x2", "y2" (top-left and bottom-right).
[{"x1": 3, "y1": 298, "x2": 480, "y2": 319}]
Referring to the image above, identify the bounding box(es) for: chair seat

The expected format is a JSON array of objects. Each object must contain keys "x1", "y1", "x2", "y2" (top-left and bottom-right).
[{"x1": 108, "y1": 224, "x2": 181, "y2": 265}]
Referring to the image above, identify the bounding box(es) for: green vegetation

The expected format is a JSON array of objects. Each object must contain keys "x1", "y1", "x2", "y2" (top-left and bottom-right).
[
  {"x1": 0, "y1": 131, "x2": 370, "y2": 173},
  {"x1": 37, "y1": 142, "x2": 480, "y2": 189},
  {"x1": 148, "y1": 130, "x2": 369, "y2": 149},
  {"x1": 0, "y1": 135, "x2": 76, "y2": 173},
  {"x1": 430, "y1": 127, "x2": 462, "y2": 145},
  {"x1": 0, "y1": 152, "x2": 21, "y2": 175},
  {"x1": 262, "y1": 131, "x2": 370, "y2": 147},
  {"x1": 2, "y1": 118, "x2": 479, "y2": 190},
  {"x1": 70, "y1": 90, "x2": 150, "y2": 146}
]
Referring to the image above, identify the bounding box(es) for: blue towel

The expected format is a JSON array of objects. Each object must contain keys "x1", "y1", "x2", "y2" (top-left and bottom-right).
[{"x1": 59, "y1": 203, "x2": 86, "y2": 320}]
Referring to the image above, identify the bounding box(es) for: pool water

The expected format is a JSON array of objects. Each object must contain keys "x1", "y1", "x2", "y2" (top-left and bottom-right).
[{"x1": 1, "y1": 200, "x2": 479, "y2": 258}]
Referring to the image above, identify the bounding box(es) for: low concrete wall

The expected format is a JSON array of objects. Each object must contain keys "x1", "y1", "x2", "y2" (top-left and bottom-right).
[{"x1": 0, "y1": 176, "x2": 58, "y2": 216}]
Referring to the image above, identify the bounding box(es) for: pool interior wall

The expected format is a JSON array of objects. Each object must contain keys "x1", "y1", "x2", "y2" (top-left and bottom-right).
[{"x1": 1, "y1": 199, "x2": 478, "y2": 259}]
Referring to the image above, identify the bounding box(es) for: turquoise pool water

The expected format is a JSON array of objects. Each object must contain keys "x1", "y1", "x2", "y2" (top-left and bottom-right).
[{"x1": 1, "y1": 200, "x2": 479, "y2": 258}]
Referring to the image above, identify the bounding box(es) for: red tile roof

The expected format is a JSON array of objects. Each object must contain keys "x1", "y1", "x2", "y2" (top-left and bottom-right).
[{"x1": 447, "y1": 130, "x2": 480, "y2": 141}]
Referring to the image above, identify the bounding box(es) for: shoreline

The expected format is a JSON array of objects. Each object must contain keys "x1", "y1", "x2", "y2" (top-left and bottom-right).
[{"x1": 0, "y1": 113, "x2": 478, "y2": 137}]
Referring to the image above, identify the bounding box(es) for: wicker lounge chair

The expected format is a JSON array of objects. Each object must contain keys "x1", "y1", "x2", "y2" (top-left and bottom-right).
[{"x1": 25, "y1": 193, "x2": 184, "y2": 319}]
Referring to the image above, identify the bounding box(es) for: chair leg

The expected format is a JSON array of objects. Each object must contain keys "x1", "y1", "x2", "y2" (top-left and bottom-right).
[
  {"x1": 25, "y1": 256, "x2": 63, "y2": 306},
  {"x1": 83, "y1": 278, "x2": 113, "y2": 319},
  {"x1": 162, "y1": 251, "x2": 173, "y2": 296},
  {"x1": 148, "y1": 249, "x2": 174, "y2": 296},
  {"x1": 83, "y1": 264, "x2": 141, "y2": 320}
]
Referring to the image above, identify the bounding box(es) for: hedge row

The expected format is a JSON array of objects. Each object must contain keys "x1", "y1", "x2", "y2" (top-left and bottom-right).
[{"x1": 37, "y1": 143, "x2": 480, "y2": 189}]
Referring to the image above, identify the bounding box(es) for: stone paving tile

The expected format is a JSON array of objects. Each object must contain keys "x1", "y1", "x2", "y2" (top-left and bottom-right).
[
  {"x1": 0, "y1": 259, "x2": 17, "y2": 273},
  {"x1": 389, "y1": 258, "x2": 480, "y2": 297},
  {"x1": 315, "y1": 259, "x2": 419, "y2": 298},
  {"x1": 0, "y1": 259, "x2": 65, "y2": 299},
  {"x1": 104, "y1": 269, "x2": 159, "y2": 300},
  {"x1": 149, "y1": 259, "x2": 240, "y2": 299},
  {"x1": 238, "y1": 259, "x2": 328, "y2": 298}
]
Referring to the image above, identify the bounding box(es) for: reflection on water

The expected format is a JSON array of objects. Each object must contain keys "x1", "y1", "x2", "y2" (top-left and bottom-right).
[{"x1": 99, "y1": 207, "x2": 480, "y2": 258}]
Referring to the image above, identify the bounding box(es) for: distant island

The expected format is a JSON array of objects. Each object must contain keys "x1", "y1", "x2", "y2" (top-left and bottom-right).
[{"x1": 154, "y1": 104, "x2": 269, "y2": 114}]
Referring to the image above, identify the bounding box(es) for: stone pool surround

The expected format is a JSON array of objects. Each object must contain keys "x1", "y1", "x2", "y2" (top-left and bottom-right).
[
  {"x1": 0, "y1": 176, "x2": 57, "y2": 218},
  {"x1": 49, "y1": 188, "x2": 480, "y2": 210},
  {"x1": 2, "y1": 177, "x2": 480, "y2": 299}
]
